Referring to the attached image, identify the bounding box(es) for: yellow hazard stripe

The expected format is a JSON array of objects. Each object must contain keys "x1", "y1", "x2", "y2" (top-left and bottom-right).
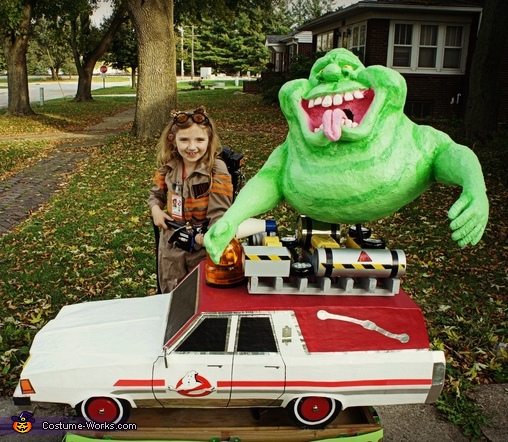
[
  {"x1": 318, "y1": 263, "x2": 406, "y2": 270},
  {"x1": 245, "y1": 255, "x2": 291, "y2": 261}
]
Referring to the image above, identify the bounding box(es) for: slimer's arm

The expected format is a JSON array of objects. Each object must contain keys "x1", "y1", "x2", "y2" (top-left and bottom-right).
[
  {"x1": 204, "y1": 144, "x2": 287, "y2": 263},
  {"x1": 432, "y1": 138, "x2": 488, "y2": 247}
]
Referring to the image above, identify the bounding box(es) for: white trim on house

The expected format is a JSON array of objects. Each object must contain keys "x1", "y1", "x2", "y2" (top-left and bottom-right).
[{"x1": 386, "y1": 21, "x2": 471, "y2": 75}]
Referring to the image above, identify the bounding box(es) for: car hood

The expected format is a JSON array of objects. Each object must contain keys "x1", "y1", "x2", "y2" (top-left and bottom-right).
[{"x1": 23, "y1": 294, "x2": 172, "y2": 372}]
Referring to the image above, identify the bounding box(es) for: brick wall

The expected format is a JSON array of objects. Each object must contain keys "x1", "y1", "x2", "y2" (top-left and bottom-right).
[
  {"x1": 298, "y1": 43, "x2": 314, "y2": 59},
  {"x1": 365, "y1": 19, "x2": 389, "y2": 66},
  {"x1": 404, "y1": 75, "x2": 468, "y2": 119}
]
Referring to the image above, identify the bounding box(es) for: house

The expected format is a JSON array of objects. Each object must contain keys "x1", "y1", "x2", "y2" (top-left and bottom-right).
[
  {"x1": 265, "y1": 0, "x2": 508, "y2": 122},
  {"x1": 265, "y1": 31, "x2": 313, "y2": 73}
]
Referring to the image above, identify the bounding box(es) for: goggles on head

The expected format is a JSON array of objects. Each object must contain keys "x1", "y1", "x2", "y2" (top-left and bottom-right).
[{"x1": 173, "y1": 111, "x2": 210, "y2": 126}]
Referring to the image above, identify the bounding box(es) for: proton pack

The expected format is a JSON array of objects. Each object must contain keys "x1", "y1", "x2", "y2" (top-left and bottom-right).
[{"x1": 219, "y1": 146, "x2": 245, "y2": 199}]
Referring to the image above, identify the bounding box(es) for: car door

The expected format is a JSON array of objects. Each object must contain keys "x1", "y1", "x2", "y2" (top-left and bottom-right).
[
  {"x1": 228, "y1": 315, "x2": 285, "y2": 407},
  {"x1": 153, "y1": 315, "x2": 234, "y2": 407}
]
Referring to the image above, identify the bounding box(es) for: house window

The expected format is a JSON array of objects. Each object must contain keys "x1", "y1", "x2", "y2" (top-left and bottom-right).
[
  {"x1": 289, "y1": 43, "x2": 297, "y2": 63},
  {"x1": 444, "y1": 26, "x2": 463, "y2": 68},
  {"x1": 348, "y1": 23, "x2": 366, "y2": 63},
  {"x1": 317, "y1": 31, "x2": 334, "y2": 52},
  {"x1": 418, "y1": 25, "x2": 438, "y2": 68},
  {"x1": 389, "y1": 22, "x2": 468, "y2": 73},
  {"x1": 405, "y1": 101, "x2": 433, "y2": 118},
  {"x1": 393, "y1": 24, "x2": 412, "y2": 66}
]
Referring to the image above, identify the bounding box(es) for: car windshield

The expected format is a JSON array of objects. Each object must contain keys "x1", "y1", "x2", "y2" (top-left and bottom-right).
[{"x1": 163, "y1": 265, "x2": 199, "y2": 345}]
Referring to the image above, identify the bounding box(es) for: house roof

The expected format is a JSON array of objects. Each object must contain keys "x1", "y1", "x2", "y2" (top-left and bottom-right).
[
  {"x1": 266, "y1": 35, "x2": 288, "y2": 44},
  {"x1": 266, "y1": 31, "x2": 312, "y2": 45},
  {"x1": 298, "y1": 0, "x2": 483, "y2": 31}
]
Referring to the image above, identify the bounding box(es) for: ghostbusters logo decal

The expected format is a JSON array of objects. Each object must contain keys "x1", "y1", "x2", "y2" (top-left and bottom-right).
[{"x1": 173, "y1": 370, "x2": 214, "y2": 397}]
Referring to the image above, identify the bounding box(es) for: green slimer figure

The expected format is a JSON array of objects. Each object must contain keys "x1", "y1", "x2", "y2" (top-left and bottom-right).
[{"x1": 205, "y1": 48, "x2": 488, "y2": 264}]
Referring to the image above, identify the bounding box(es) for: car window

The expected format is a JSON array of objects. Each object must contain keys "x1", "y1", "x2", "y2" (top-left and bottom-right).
[
  {"x1": 175, "y1": 317, "x2": 229, "y2": 352},
  {"x1": 237, "y1": 317, "x2": 278, "y2": 353}
]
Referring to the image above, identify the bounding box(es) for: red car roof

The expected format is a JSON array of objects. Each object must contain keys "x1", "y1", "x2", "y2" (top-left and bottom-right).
[{"x1": 196, "y1": 262, "x2": 431, "y2": 352}]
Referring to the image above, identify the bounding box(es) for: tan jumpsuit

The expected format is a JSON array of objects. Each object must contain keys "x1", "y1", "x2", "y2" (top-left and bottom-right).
[{"x1": 148, "y1": 158, "x2": 233, "y2": 293}]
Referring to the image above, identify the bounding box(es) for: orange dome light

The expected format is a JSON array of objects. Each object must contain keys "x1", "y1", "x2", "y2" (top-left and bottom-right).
[{"x1": 205, "y1": 238, "x2": 245, "y2": 287}]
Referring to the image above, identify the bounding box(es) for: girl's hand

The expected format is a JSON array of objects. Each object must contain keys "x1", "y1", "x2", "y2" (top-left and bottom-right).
[
  {"x1": 151, "y1": 206, "x2": 173, "y2": 229},
  {"x1": 194, "y1": 233, "x2": 204, "y2": 246}
]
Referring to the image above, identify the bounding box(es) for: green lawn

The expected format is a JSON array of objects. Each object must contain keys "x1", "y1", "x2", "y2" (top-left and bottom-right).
[
  {"x1": 0, "y1": 96, "x2": 136, "y2": 181},
  {"x1": 0, "y1": 87, "x2": 506, "y2": 439},
  {"x1": 0, "y1": 96, "x2": 136, "y2": 136}
]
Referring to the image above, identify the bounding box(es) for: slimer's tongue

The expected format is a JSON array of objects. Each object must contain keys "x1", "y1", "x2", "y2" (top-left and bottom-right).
[{"x1": 323, "y1": 108, "x2": 346, "y2": 142}]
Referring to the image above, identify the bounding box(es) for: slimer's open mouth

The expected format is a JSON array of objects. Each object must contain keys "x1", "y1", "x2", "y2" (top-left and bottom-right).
[{"x1": 302, "y1": 89, "x2": 375, "y2": 141}]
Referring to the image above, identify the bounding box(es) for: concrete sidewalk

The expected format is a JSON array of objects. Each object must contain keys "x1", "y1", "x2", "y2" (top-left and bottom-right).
[
  {"x1": 0, "y1": 106, "x2": 507, "y2": 441},
  {"x1": 377, "y1": 383, "x2": 508, "y2": 441}
]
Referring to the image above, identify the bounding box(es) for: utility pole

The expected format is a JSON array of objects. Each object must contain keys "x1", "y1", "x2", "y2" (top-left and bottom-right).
[
  {"x1": 191, "y1": 25, "x2": 195, "y2": 80},
  {"x1": 178, "y1": 27, "x2": 184, "y2": 80},
  {"x1": 178, "y1": 25, "x2": 197, "y2": 79}
]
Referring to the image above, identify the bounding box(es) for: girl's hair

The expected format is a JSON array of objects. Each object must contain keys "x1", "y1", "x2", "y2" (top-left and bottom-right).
[{"x1": 156, "y1": 106, "x2": 221, "y2": 175}]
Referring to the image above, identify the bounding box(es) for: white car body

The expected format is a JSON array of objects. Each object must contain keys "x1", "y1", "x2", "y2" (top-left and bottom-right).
[{"x1": 14, "y1": 261, "x2": 445, "y2": 427}]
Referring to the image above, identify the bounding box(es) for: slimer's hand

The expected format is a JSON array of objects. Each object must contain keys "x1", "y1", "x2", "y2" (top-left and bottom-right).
[
  {"x1": 205, "y1": 220, "x2": 233, "y2": 264},
  {"x1": 449, "y1": 190, "x2": 489, "y2": 247},
  {"x1": 434, "y1": 142, "x2": 489, "y2": 247},
  {"x1": 205, "y1": 48, "x2": 489, "y2": 264}
]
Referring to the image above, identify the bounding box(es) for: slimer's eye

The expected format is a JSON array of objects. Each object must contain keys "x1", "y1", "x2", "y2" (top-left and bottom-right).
[{"x1": 342, "y1": 65, "x2": 354, "y2": 71}]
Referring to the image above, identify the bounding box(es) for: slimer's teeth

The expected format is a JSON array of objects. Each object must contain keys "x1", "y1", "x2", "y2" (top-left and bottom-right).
[
  {"x1": 322, "y1": 95, "x2": 333, "y2": 107},
  {"x1": 344, "y1": 92, "x2": 354, "y2": 101},
  {"x1": 309, "y1": 89, "x2": 366, "y2": 109}
]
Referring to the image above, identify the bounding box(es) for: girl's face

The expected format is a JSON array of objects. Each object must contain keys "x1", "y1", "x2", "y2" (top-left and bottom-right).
[{"x1": 175, "y1": 124, "x2": 209, "y2": 170}]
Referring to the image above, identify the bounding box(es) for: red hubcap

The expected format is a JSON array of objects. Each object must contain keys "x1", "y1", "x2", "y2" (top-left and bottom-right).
[
  {"x1": 86, "y1": 398, "x2": 119, "y2": 423},
  {"x1": 299, "y1": 397, "x2": 331, "y2": 421}
]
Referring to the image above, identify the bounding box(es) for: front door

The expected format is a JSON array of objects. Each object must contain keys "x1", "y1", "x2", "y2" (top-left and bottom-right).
[{"x1": 153, "y1": 316, "x2": 233, "y2": 407}]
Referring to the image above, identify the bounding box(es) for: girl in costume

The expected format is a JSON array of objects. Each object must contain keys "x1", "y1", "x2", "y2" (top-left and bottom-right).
[{"x1": 148, "y1": 106, "x2": 233, "y2": 293}]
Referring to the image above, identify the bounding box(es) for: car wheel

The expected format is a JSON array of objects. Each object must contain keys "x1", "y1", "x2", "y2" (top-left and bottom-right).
[
  {"x1": 287, "y1": 396, "x2": 340, "y2": 428},
  {"x1": 79, "y1": 396, "x2": 131, "y2": 424}
]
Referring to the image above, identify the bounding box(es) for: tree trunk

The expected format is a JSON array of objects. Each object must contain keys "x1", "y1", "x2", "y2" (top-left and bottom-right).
[
  {"x1": 131, "y1": 66, "x2": 137, "y2": 89},
  {"x1": 71, "y1": 5, "x2": 128, "y2": 102},
  {"x1": 465, "y1": 0, "x2": 508, "y2": 141},
  {"x1": 49, "y1": 66, "x2": 59, "y2": 81},
  {"x1": 74, "y1": 66, "x2": 94, "y2": 101},
  {"x1": 126, "y1": 0, "x2": 177, "y2": 139},
  {"x1": 3, "y1": 0, "x2": 35, "y2": 116}
]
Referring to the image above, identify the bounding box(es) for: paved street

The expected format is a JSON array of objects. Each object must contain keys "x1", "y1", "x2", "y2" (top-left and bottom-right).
[{"x1": 0, "y1": 76, "x2": 129, "y2": 109}]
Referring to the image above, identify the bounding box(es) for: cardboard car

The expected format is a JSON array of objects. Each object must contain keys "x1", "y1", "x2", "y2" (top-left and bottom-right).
[{"x1": 13, "y1": 257, "x2": 445, "y2": 428}]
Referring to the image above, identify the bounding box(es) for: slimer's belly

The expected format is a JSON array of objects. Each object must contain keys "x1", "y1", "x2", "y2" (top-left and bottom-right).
[{"x1": 282, "y1": 153, "x2": 434, "y2": 224}]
